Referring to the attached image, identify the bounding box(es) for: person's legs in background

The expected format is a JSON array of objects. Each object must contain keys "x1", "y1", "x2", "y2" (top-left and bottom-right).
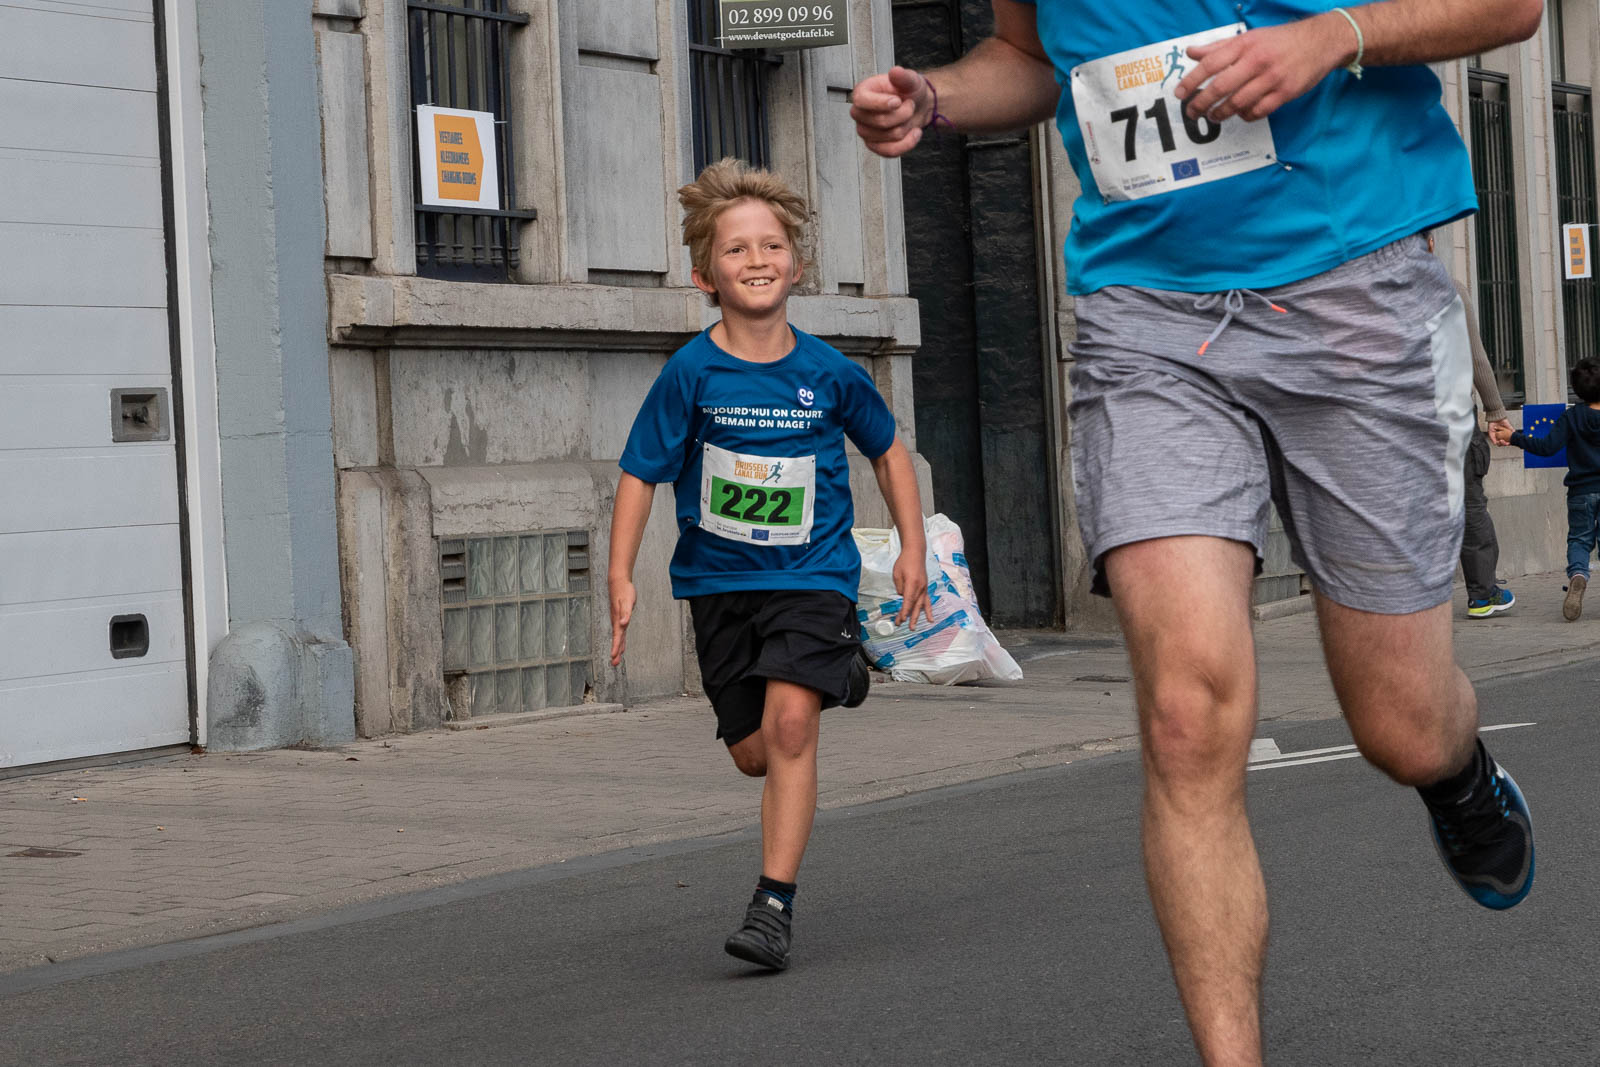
[
  {"x1": 1462, "y1": 428, "x2": 1513, "y2": 618},
  {"x1": 1564, "y1": 492, "x2": 1600, "y2": 621}
]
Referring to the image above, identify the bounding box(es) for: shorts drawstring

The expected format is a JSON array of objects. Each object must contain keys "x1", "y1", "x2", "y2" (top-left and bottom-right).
[{"x1": 1194, "y1": 289, "x2": 1288, "y2": 355}]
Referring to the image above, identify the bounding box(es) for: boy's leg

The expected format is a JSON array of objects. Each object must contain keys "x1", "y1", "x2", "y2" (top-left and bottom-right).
[
  {"x1": 757, "y1": 680, "x2": 823, "y2": 882},
  {"x1": 1568, "y1": 493, "x2": 1599, "y2": 579},
  {"x1": 1104, "y1": 535, "x2": 1265, "y2": 1067},
  {"x1": 1564, "y1": 495, "x2": 1596, "y2": 620},
  {"x1": 724, "y1": 591, "x2": 858, "y2": 970}
]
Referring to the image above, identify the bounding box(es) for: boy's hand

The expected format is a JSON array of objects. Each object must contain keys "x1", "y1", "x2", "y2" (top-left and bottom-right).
[
  {"x1": 893, "y1": 550, "x2": 932, "y2": 629},
  {"x1": 1489, "y1": 419, "x2": 1513, "y2": 446},
  {"x1": 609, "y1": 580, "x2": 636, "y2": 666}
]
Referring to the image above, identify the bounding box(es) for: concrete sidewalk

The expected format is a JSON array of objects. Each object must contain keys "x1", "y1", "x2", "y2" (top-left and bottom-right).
[{"x1": 2, "y1": 572, "x2": 1595, "y2": 975}]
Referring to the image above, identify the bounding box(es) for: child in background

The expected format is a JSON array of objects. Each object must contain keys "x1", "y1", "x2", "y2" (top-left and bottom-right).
[
  {"x1": 608, "y1": 159, "x2": 931, "y2": 970},
  {"x1": 1495, "y1": 358, "x2": 1600, "y2": 620}
]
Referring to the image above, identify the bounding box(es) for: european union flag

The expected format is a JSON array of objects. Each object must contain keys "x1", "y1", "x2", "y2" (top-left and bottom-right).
[
  {"x1": 1171, "y1": 158, "x2": 1200, "y2": 181},
  {"x1": 1520, "y1": 403, "x2": 1568, "y2": 468}
]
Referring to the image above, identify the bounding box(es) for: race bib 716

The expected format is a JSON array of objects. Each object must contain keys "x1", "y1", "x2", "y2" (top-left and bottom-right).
[{"x1": 1070, "y1": 25, "x2": 1278, "y2": 203}]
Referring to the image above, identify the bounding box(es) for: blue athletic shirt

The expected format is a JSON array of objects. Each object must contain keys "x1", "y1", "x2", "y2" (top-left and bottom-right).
[
  {"x1": 620, "y1": 326, "x2": 898, "y2": 600},
  {"x1": 1011, "y1": 0, "x2": 1478, "y2": 293}
]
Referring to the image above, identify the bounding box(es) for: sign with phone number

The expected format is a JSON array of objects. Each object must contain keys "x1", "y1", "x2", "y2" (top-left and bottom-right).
[{"x1": 718, "y1": 0, "x2": 848, "y2": 51}]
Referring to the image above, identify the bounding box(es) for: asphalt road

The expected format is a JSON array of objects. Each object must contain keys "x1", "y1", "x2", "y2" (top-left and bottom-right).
[{"x1": 2, "y1": 659, "x2": 1596, "y2": 1066}]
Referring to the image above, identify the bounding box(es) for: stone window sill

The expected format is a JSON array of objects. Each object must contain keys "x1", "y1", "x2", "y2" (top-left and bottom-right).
[{"x1": 327, "y1": 275, "x2": 920, "y2": 354}]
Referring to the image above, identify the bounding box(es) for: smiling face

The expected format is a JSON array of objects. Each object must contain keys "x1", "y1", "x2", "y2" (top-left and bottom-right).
[{"x1": 691, "y1": 198, "x2": 803, "y2": 320}]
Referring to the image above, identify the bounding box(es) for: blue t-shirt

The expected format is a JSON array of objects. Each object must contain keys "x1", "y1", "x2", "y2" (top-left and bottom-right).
[
  {"x1": 1013, "y1": 0, "x2": 1477, "y2": 293},
  {"x1": 620, "y1": 327, "x2": 897, "y2": 600}
]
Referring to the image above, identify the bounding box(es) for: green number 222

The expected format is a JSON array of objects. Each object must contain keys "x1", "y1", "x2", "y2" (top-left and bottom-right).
[{"x1": 712, "y1": 478, "x2": 803, "y2": 527}]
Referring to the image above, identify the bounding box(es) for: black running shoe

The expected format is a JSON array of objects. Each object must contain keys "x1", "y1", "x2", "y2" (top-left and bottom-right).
[
  {"x1": 1425, "y1": 743, "x2": 1534, "y2": 910},
  {"x1": 724, "y1": 891, "x2": 792, "y2": 970},
  {"x1": 841, "y1": 649, "x2": 871, "y2": 709}
]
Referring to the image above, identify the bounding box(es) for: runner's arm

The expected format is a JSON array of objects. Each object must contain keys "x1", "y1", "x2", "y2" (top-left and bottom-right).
[
  {"x1": 849, "y1": 0, "x2": 1059, "y2": 158},
  {"x1": 609, "y1": 473, "x2": 657, "y2": 666},
  {"x1": 871, "y1": 439, "x2": 933, "y2": 627},
  {"x1": 1176, "y1": 0, "x2": 1543, "y2": 123}
]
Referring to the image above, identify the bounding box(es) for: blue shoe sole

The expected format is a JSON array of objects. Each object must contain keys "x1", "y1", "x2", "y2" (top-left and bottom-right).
[{"x1": 1430, "y1": 766, "x2": 1534, "y2": 910}]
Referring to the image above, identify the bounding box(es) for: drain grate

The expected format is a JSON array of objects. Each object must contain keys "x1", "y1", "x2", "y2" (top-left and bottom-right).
[{"x1": 6, "y1": 847, "x2": 83, "y2": 859}]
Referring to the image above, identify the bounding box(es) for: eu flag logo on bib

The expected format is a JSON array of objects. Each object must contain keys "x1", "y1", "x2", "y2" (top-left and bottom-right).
[
  {"x1": 1171, "y1": 158, "x2": 1200, "y2": 182},
  {"x1": 1521, "y1": 403, "x2": 1568, "y2": 469}
]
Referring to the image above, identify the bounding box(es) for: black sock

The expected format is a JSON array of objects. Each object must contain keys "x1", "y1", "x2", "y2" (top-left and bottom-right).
[
  {"x1": 756, "y1": 875, "x2": 796, "y2": 910},
  {"x1": 1418, "y1": 739, "x2": 1487, "y2": 805}
]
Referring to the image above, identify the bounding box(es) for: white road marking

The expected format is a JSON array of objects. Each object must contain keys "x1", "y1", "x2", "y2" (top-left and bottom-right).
[
  {"x1": 1248, "y1": 722, "x2": 1536, "y2": 772},
  {"x1": 1248, "y1": 738, "x2": 1282, "y2": 761}
]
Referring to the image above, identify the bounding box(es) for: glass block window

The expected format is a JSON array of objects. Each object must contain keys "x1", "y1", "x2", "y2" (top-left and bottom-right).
[{"x1": 439, "y1": 530, "x2": 592, "y2": 716}]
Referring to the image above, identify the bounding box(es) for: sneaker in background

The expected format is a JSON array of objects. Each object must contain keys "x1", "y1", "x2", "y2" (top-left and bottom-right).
[
  {"x1": 1564, "y1": 574, "x2": 1588, "y2": 622},
  {"x1": 1467, "y1": 586, "x2": 1515, "y2": 619}
]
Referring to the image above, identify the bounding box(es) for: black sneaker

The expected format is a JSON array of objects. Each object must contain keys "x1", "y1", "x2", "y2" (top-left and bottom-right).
[
  {"x1": 841, "y1": 649, "x2": 870, "y2": 709},
  {"x1": 1424, "y1": 743, "x2": 1534, "y2": 910},
  {"x1": 724, "y1": 891, "x2": 792, "y2": 970}
]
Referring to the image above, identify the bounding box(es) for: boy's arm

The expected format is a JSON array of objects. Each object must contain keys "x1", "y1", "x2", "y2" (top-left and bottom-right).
[
  {"x1": 1510, "y1": 411, "x2": 1571, "y2": 458},
  {"x1": 609, "y1": 473, "x2": 657, "y2": 666},
  {"x1": 871, "y1": 438, "x2": 933, "y2": 628}
]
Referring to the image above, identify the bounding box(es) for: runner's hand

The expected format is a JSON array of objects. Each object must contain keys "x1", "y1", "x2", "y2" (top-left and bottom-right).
[
  {"x1": 1174, "y1": 15, "x2": 1349, "y2": 123},
  {"x1": 850, "y1": 66, "x2": 933, "y2": 158},
  {"x1": 609, "y1": 580, "x2": 636, "y2": 666},
  {"x1": 893, "y1": 551, "x2": 932, "y2": 629}
]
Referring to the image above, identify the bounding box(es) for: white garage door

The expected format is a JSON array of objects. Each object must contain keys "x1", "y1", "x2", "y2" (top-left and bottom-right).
[{"x1": 0, "y1": 0, "x2": 191, "y2": 768}]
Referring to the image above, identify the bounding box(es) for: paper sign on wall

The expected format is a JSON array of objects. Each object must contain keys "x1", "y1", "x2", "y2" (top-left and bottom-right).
[
  {"x1": 1563, "y1": 223, "x2": 1593, "y2": 281},
  {"x1": 417, "y1": 106, "x2": 499, "y2": 209}
]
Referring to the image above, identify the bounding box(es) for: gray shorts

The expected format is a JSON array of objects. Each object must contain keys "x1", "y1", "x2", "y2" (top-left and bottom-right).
[{"x1": 1067, "y1": 235, "x2": 1473, "y2": 615}]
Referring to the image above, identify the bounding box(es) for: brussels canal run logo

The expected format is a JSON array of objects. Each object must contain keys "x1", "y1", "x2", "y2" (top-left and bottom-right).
[
  {"x1": 718, "y1": 0, "x2": 849, "y2": 51},
  {"x1": 797, "y1": 386, "x2": 815, "y2": 408},
  {"x1": 416, "y1": 105, "x2": 500, "y2": 210}
]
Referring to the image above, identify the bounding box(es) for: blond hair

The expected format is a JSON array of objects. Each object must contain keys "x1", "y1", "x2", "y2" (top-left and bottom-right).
[{"x1": 678, "y1": 158, "x2": 809, "y2": 305}]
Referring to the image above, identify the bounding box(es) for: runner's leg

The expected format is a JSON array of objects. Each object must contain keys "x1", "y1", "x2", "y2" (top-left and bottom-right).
[
  {"x1": 1315, "y1": 598, "x2": 1477, "y2": 785},
  {"x1": 1106, "y1": 535, "x2": 1265, "y2": 1067},
  {"x1": 758, "y1": 679, "x2": 823, "y2": 882}
]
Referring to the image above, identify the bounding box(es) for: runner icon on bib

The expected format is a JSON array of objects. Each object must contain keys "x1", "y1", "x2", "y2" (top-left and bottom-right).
[
  {"x1": 700, "y1": 442, "x2": 816, "y2": 546},
  {"x1": 1071, "y1": 25, "x2": 1278, "y2": 203}
]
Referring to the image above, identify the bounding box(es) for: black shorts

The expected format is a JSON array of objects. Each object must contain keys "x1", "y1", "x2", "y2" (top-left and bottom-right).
[{"x1": 688, "y1": 589, "x2": 862, "y2": 747}]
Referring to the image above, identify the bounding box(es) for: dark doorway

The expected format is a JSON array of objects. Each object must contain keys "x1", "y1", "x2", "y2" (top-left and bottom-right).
[{"x1": 891, "y1": 0, "x2": 1061, "y2": 628}]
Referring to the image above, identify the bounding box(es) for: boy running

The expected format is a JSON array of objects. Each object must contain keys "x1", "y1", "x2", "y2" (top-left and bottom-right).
[
  {"x1": 1495, "y1": 358, "x2": 1600, "y2": 621},
  {"x1": 608, "y1": 159, "x2": 931, "y2": 971}
]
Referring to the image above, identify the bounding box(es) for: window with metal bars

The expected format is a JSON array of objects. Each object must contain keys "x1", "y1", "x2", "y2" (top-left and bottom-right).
[
  {"x1": 408, "y1": 0, "x2": 537, "y2": 281},
  {"x1": 688, "y1": 0, "x2": 781, "y2": 172},
  {"x1": 1554, "y1": 84, "x2": 1598, "y2": 369},
  {"x1": 1468, "y1": 69, "x2": 1526, "y2": 406}
]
